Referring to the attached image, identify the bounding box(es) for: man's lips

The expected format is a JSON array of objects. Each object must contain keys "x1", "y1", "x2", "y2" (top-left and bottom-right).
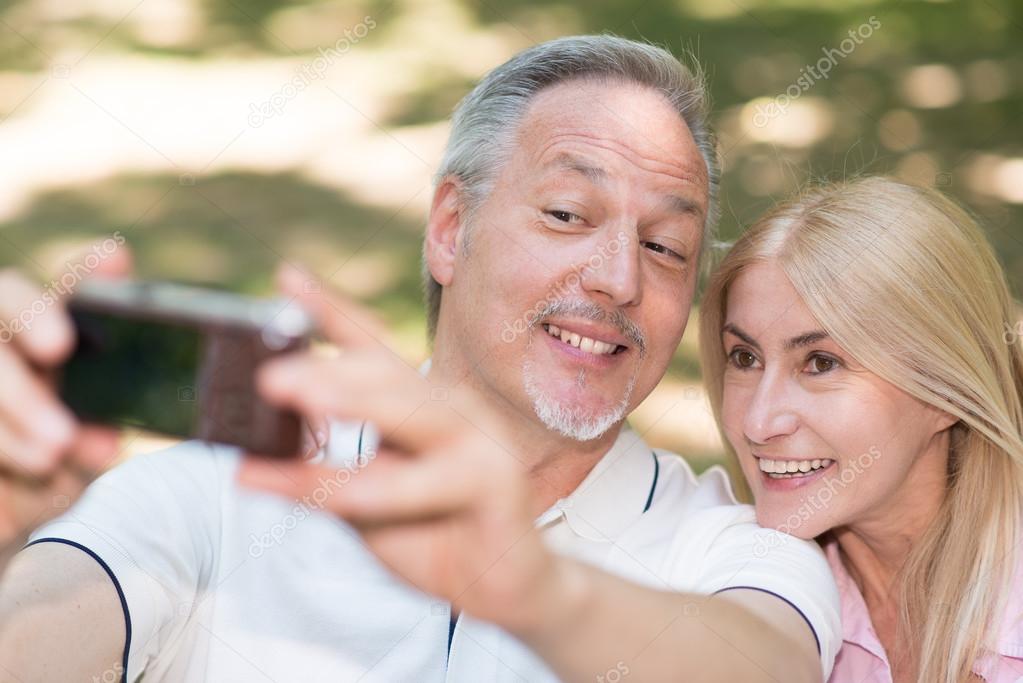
[
  {"x1": 540, "y1": 319, "x2": 631, "y2": 354},
  {"x1": 537, "y1": 324, "x2": 629, "y2": 369}
]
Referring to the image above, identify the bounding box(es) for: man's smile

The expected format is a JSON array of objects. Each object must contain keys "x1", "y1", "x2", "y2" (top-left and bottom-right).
[{"x1": 540, "y1": 321, "x2": 629, "y2": 356}]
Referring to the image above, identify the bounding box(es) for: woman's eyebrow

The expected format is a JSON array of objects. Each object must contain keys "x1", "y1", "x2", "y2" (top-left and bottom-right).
[
  {"x1": 723, "y1": 324, "x2": 831, "y2": 352},
  {"x1": 785, "y1": 330, "x2": 830, "y2": 350},
  {"x1": 722, "y1": 323, "x2": 761, "y2": 351}
]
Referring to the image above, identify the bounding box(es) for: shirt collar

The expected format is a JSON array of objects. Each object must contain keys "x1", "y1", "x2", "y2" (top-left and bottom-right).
[
  {"x1": 825, "y1": 536, "x2": 1023, "y2": 668},
  {"x1": 534, "y1": 426, "x2": 657, "y2": 542},
  {"x1": 824, "y1": 539, "x2": 890, "y2": 664}
]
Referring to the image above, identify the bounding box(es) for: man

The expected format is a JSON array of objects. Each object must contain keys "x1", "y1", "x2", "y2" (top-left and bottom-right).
[{"x1": 0, "y1": 36, "x2": 839, "y2": 682}]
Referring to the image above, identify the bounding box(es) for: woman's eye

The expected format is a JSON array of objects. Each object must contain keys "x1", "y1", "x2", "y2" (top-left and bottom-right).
[
  {"x1": 806, "y1": 354, "x2": 839, "y2": 375},
  {"x1": 546, "y1": 210, "x2": 584, "y2": 224},
  {"x1": 728, "y1": 349, "x2": 759, "y2": 370}
]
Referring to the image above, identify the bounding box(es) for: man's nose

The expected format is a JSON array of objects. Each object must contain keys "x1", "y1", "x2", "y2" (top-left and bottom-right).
[
  {"x1": 579, "y1": 230, "x2": 642, "y2": 308},
  {"x1": 743, "y1": 368, "x2": 799, "y2": 446}
]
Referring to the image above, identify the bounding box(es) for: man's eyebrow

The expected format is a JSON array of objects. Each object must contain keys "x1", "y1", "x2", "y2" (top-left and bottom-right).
[
  {"x1": 548, "y1": 152, "x2": 607, "y2": 184},
  {"x1": 660, "y1": 193, "x2": 703, "y2": 217},
  {"x1": 785, "y1": 330, "x2": 830, "y2": 350},
  {"x1": 546, "y1": 152, "x2": 703, "y2": 217},
  {"x1": 722, "y1": 323, "x2": 761, "y2": 351}
]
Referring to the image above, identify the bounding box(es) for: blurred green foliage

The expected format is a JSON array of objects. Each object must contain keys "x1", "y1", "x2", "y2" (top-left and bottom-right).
[{"x1": 1, "y1": 0, "x2": 1020, "y2": 391}]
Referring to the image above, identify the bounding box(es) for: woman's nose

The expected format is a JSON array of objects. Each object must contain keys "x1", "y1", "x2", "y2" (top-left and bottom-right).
[{"x1": 743, "y1": 369, "x2": 799, "y2": 445}]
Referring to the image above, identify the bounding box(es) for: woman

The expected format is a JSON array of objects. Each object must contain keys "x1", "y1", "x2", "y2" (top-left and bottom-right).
[{"x1": 699, "y1": 176, "x2": 1023, "y2": 682}]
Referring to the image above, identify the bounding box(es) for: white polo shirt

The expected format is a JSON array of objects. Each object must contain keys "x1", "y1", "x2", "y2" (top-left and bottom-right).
[{"x1": 28, "y1": 422, "x2": 841, "y2": 682}]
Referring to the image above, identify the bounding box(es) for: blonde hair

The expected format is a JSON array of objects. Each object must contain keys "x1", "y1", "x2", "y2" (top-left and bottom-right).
[{"x1": 699, "y1": 176, "x2": 1023, "y2": 682}]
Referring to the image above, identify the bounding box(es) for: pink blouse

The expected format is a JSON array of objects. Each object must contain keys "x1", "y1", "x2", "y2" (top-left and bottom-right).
[{"x1": 824, "y1": 539, "x2": 1023, "y2": 682}]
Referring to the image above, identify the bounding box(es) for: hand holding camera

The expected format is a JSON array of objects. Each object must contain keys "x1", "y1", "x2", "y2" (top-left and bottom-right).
[{"x1": 0, "y1": 252, "x2": 130, "y2": 564}]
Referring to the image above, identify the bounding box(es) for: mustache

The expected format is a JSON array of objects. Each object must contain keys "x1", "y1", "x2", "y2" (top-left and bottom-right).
[{"x1": 530, "y1": 299, "x2": 647, "y2": 355}]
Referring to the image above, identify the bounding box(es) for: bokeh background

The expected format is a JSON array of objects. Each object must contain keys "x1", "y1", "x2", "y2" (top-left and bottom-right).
[{"x1": 1, "y1": 0, "x2": 1020, "y2": 484}]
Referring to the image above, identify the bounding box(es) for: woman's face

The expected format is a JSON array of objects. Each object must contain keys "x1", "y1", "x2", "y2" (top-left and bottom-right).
[{"x1": 720, "y1": 261, "x2": 956, "y2": 539}]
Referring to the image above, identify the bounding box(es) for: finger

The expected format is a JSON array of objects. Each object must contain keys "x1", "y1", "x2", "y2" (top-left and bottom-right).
[
  {"x1": 275, "y1": 264, "x2": 394, "y2": 351},
  {"x1": 67, "y1": 425, "x2": 121, "y2": 473},
  {"x1": 0, "y1": 270, "x2": 75, "y2": 366},
  {"x1": 48, "y1": 241, "x2": 135, "y2": 283},
  {"x1": 0, "y1": 348, "x2": 76, "y2": 474},
  {"x1": 0, "y1": 423, "x2": 114, "y2": 486},
  {"x1": 256, "y1": 352, "x2": 465, "y2": 452},
  {"x1": 0, "y1": 458, "x2": 92, "y2": 544},
  {"x1": 300, "y1": 418, "x2": 330, "y2": 461},
  {"x1": 237, "y1": 450, "x2": 477, "y2": 524},
  {"x1": 0, "y1": 422, "x2": 52, "y2": 479},
  {"x1": 82, "y1": 242, "x2": 134, "y2": 279}
]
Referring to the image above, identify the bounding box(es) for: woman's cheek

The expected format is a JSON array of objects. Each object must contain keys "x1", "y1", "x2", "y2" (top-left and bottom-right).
[{"x1": 720, "y1": 383, "x2": 751, "y2": 451}]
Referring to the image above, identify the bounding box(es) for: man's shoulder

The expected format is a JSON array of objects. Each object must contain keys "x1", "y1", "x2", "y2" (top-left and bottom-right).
[
  {"x1": 94, "y1": 437, "x2": 237, "y2": 494},
  {"x1": 649, "y1": 448, "x2": 746, "y2": 513}
]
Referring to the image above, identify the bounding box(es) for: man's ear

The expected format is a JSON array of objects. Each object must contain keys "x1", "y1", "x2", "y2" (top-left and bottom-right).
[{"x1": 424, "y1": 177, "x2": 466, "y2": 288}]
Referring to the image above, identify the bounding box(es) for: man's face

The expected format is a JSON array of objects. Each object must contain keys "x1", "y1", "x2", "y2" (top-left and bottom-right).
[{"x1": 439, "y1": 79, "x2": 709, "y2": 441}]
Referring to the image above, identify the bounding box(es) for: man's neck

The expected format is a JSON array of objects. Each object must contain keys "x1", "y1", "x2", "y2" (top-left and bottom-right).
[
  {"x1": 523, "y1": 428, "x2": 621, "y2": 516},
  {"x1": 426, "y1": 351, "x2": 623, "y2": 516}
]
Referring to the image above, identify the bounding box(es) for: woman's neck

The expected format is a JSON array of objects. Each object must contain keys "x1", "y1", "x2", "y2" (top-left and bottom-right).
[
  {"x1": 832, "y1": 431, "x2": 951, "y2": 679},
  {"x1": 834, "y1": 526, "x2": 916, "y2": 603},
  {"x1": 834, "y1": 441, "x2": 948, "y2": 602}
]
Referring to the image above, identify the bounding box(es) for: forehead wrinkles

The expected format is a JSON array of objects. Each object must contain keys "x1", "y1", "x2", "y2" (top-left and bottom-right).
[{"x1": 534, "y1": 132, "x2": 707, "y2": 190}]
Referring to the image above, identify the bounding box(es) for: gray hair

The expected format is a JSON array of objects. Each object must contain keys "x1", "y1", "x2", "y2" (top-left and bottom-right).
[{"x1": 423, "y1": 34, "x2": 720, "y2": 338}]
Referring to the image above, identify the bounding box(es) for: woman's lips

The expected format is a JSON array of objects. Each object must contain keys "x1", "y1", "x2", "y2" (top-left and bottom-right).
[{"x1": 757, "y1": 458, "x2": 838, "y2": 492}]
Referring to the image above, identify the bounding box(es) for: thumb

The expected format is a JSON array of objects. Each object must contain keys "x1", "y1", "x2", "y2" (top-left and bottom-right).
[
  {"x1": 87, "y1": 242, "x2": 134, "y2": 280},
  {"x1": 275, "y1": 263, "x2": 394, "y2": 351},
  {"x1": 49, "y1": 240, "x2": 134, "y2": 284}
]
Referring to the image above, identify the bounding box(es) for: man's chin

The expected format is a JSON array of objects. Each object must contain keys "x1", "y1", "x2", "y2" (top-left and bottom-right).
[
  {"x1": 521, "y1": 356, "x2": 638, "y2": 441},
  {"x1": 532, "y1": 399, "x2": 624, "y2": 441},
  {"x1": 524, "y1": 381, "x2": 632, "y2": 442}
]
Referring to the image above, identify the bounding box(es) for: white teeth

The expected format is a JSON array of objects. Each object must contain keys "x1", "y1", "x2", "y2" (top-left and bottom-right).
[
  {"x1": 543, "y1": 324, "x2": 619, "y2": 356},
  {"x1": 757, "y1": 457, "x2": 835, "y2": 477}
]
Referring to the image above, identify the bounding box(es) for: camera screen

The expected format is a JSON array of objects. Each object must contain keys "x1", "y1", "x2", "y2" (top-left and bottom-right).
[{"x1": 60, "y1": 308, "x2": 202, "y2": 437}]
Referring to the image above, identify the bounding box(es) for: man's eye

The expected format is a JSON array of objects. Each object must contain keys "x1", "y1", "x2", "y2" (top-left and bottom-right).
[
  {"x1": 642, "y1": 241, "x2": 683, "y2": 260},
  {"x1": 728, "y1": 349, "x2": 759, "y2": 370},
  {"x1": 806, "y1": 354, "x2": 839, "y2": 375},
  {"x1": 546, "y1": 210, "x2": 583, "y2": 224}
]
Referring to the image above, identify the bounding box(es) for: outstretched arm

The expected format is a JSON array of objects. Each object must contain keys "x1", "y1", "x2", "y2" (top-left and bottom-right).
[
  {"x1": 514, "y1": 558, "x2": 820, "y2": 683},
  {"x1": 237, "y1": 276, "x2": 824, "y2": 683},
  {"x1": 0, "y1": 542, "x2": 126, "y2": 682}
]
